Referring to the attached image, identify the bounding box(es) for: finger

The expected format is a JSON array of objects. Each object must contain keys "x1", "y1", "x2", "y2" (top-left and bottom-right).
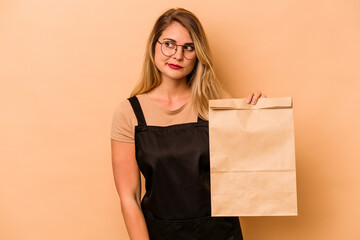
[
  {"x1": 251, "y1": 91, "x2": 262, "y2": 104},
  {"x1": 246, "y1": 93, "x2": 254, "y2": 103}
]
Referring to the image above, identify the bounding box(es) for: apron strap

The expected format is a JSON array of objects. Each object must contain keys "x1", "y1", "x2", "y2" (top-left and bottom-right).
[{"x1": 128, "y1": 96, "x2": 147, "y2": 127}]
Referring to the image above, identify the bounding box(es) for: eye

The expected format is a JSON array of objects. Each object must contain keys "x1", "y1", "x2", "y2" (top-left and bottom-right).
[
  {"x1": 184, "y1": 45, "x2": 195, "y2": 51},
  {"x1": 164, "y1": 41, "x2": 176, "y2": 49}
]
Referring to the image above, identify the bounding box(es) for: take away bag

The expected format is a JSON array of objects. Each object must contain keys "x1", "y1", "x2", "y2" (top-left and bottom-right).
[{"x1": 209, "y1": 97, "x2": 297, "y2": 216}]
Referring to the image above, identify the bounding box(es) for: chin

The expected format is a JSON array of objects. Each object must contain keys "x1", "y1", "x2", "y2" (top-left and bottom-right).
[
  {"x1": 163, "y1": 72, "x2": 189, "y2": 81},
  {"x1": 171, "y1": 75, "x2": 188, "y2": 81}
]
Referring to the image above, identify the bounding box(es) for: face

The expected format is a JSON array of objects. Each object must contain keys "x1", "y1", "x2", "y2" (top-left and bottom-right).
[{"x1": 154, "y1": 21, "x2": 197, "y2": 82}]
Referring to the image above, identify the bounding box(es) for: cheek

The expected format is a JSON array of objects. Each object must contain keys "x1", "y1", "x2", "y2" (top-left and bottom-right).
[
  {"x1": 186, "y1": 60, "x2": 197, "y2": 72},
  {"x1": 154, "y1": 45, "x2": 160, "y2": 64},
  {"x1": 154, "y1": 54, "x2": 160, "y2": 69},
  {"x1": 154, "y1": 49, "x2": 168, "y2": 68},
  {"x1": 154, "y1": 54, "x2": 163, "y2": 70}
]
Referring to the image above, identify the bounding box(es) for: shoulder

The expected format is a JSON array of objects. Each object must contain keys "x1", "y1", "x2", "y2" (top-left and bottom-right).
[
  {"x1": 113, "y1": 98, "x2": 134, "y2": 120},
  {"x1": 111, "y1": 98, "x2": 137, "y2": 143}
]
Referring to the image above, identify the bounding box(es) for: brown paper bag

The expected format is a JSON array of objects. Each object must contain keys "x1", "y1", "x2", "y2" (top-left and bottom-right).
[{"x1": 209, "y1": 97, "x2": 297, "y2": 216}]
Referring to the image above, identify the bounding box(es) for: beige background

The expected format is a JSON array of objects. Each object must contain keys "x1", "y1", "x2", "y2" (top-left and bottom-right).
[{"x1": 0, "y1": 0, "x2": 359, "y2": 239}]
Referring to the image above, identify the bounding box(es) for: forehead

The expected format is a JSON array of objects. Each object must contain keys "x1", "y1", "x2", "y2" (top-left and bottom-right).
[{"x1": 159, "y1": 21, "x2": 193, "y2": 43}]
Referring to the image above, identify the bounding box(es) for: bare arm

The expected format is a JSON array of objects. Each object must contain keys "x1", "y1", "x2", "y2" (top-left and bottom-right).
[{"x1": 111, "y1": 140, "x2": 150, "y2": 240}]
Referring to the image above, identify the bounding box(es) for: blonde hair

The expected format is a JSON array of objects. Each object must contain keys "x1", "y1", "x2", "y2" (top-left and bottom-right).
[{"x1": 130, "y1": 8, "x2": 225, "y2": 120}]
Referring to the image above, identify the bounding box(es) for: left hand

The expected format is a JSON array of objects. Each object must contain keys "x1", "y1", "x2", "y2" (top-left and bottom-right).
[{"x1": 245, "y1": 91, "x2": 267, "y2": 105}]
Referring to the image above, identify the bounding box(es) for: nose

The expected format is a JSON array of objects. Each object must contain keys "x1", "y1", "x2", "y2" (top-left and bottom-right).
[{"x1": 172, "y1": 46, "x2": 185, "y2": 60}]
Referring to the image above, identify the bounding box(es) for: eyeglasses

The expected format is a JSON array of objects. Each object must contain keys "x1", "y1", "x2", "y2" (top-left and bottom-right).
[{"x1": 157, "y1": 40, "x2": 196, "y2": 60}]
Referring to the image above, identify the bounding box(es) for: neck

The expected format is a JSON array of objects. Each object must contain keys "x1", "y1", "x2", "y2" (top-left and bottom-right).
[{"x1": 151, "y1": 76, "x2": 191, "y2": 101}]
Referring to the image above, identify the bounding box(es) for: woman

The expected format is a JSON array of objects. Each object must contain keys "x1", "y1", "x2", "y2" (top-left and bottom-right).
[{"x1": 111, "y1": 8, "x2": 265, "y2": 240}]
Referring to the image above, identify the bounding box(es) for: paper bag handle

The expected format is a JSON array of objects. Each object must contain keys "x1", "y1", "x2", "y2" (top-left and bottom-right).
[{"x1": 209, "y1": 97, "x2": 292, "y2": 110}]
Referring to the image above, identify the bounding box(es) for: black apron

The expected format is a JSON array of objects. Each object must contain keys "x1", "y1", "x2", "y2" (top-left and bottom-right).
[{"x1": 129, "y1": 96, "x2": 243, "y2": 240}]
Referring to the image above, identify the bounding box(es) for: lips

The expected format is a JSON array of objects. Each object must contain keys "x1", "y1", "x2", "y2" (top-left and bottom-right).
[{"x1": 168, "y1": 63, "x2": 183, "y2": 69}]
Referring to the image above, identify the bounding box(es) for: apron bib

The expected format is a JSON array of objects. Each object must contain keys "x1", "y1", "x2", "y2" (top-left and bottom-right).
[{"x1": 129, "y1": 96, "x2": 243, "y2": 240}]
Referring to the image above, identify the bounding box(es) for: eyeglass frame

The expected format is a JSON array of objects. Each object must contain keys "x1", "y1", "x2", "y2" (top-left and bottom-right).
[{"x1": 157, "y1": 40, "x2": 197, "y2": 60}]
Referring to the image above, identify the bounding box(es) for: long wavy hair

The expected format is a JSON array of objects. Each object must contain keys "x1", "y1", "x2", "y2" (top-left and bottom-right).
[{"x1": 130, "y1": 8, "x2": 225, "y2": 120}]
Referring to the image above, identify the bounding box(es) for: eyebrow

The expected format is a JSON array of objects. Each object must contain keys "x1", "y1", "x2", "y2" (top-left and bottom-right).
[{"x1": 162, "y1": 38, "x2": 194, "y2": 45}]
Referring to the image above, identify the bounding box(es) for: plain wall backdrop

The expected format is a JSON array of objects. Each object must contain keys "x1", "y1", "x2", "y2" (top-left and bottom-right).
[{"x1": 0, "y1": 0, "x2": 359, "y2": 239}]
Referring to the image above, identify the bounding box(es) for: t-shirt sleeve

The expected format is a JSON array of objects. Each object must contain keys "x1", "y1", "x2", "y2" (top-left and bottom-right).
[{"x1": 110, "y1": 99, "x2": 136, "y2": 143}]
